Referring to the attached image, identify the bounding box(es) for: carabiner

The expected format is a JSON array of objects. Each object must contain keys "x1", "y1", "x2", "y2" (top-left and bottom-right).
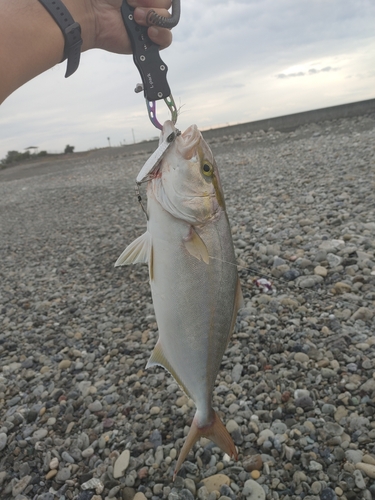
[{"x1": 146, "y1": 95, "x2": 178, "y2": 130}]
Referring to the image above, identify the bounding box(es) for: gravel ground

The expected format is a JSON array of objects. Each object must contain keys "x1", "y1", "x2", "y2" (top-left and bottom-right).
[{"x1": 1, "y1": 113, "x2": 375, "y2": 500}]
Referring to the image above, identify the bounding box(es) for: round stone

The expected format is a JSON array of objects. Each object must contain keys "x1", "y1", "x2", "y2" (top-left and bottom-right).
[
  {"x1": 0, "y1": 433, "x2": 7, "y2": 451},
  {"x1": 201, "y1": 474, "x2": 230, "y2": 493},
  {"x1": 294, "y1": 352, "x2": 309, "y2": 363},
  {"x1": 314, "y1": 265, "x2": 327, "y2": 277},
  {"x1": 58, "y1": 360, "x2": 72, "y2": 370},
  {"x1": 320, "y1": 488, "x2": 337, "y2": 500},
  {"x1": 250, "y1": 470, "x2": 260, "y2": 480},
  {"x1": 243, "y1": 479, "x2": 266, "y2": 500}
]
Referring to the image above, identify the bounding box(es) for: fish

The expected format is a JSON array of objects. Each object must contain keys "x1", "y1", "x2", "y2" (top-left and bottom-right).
[{"x1": 115, "y1": 120, "x2": 243, "y2": 477}]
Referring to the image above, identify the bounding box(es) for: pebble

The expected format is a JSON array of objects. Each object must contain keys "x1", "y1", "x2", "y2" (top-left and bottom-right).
[
  {"x1": 314, "y1": 265, "x2": 327, "y2": 277},
  {"x1": 81, "y1": 478, "x2": 104, "y2": 493},
  {"x1": 294, "y1": 352, "x2": 309, "y2": 363},
  {"x1": 49, "y1": 457, "x2": 59, "y2": 469},
  {"x1": 324, "y1": 423, "x2": 344, "y2": 436},
  {"x1": 356, "y1": 462, "x2": 375, "y2": 478},
  {"x1": 226, "y1": 419, "x2": 239, "y2": 433},
  {"x1": 243, "y1": 479, "x2": 266, "y2": 500},
  {"x1": 45, "y1": 469, "x2": 57, "y2": 480},
  {"x1": 33, "y1": 428, "x2": 48, "y2": 440},
  {"x1": 133, "y1": 494, "x2": 147, "y2": 500},
  {"x1": 0, "y1": 432, "x2": 7, "y2": 451},
  {"x1": 179, "y1": 489, "x2": 195, "y2": 500},
  {"x1": 1, "y1": 113, "x2": 375, "y2": 499},
  {"x1": 353, "y1": 469, "x2": 367, "y2": 489},
  {"x1": 363, "y1": 454, "x2": 375, "y2": 465},
  {"x1": 327, "y1": 253, "x2": 342, "y2": 268},
  {"x1": 58, "y1": 359, "x2": 72, "y2": 370},
  {"x1": 243, "y1": 455, "x2": 263, "y2": 472},
  {"x1": 296, "y1": 275, "x2": 324, "y2": 288},
  {"x1": 201, "y1": 474, "x2": 231, "y2": 493},
  {"x1": 320, "y1": 488, "x2": 337, "y2": 500},
  {"x1": 231, "y1": 363, "x2": 243, "y2": 382},
  {"x1": 55, "y1": 467, "x2": 71, "y2": 483},
  {"x1": 88, "y1": 400, "x2": 103, "y2": 412},
  {"x1": 113, "y1": 449, "x2": 130, "y2": 478},
  {"x1": 345, "y1": 449, "x2": 363, "y2": 464},
  {"x1": 12, "y1": 475, "x2": 31, "y2": 496}
]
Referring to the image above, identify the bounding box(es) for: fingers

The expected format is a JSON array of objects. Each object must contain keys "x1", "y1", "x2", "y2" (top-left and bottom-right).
[
  {"x1": 147, "y1": 25, "x2": 172, "y2": 49},
  {"x1": 127, "y1": 1, "x2": 174, "y2": 50},
  {"x1": 133, "y1": 7, "x2": 170, "y2": 26}
]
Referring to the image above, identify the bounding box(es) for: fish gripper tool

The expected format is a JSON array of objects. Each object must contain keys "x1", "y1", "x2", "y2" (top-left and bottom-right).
[{"x1": 121, "y1": 0, "x2": 180, "y2": 130}]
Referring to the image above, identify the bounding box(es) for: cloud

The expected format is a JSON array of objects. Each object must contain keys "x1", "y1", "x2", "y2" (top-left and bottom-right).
[
  {"x1": 277, "y1": 65, "x2": 340, "y2": 78},
  {"x1": 277, "y1": 72, "x2": 305, "y2": 79},
  {"x1": 1, "y1": 0, "x2": 375, "y2": 159}
]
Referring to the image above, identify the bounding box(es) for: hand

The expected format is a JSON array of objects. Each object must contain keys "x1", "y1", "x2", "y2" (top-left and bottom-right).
[
  {"x1": 85, "y1": 0, "x2": 173, "y2": 54},
  {"x1": 0, "y1": 0, "x2": 174, "y2": 103}
]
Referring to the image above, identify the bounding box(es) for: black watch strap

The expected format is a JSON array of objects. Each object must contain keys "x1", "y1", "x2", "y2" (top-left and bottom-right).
[{"x1": 37, "y1": 0, "x2": 83, "y2": 77}]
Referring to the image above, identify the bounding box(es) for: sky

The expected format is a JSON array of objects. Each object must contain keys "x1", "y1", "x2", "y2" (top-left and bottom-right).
[{"x1": 1, "y1": 0, "x2": 375, "y2": 159}]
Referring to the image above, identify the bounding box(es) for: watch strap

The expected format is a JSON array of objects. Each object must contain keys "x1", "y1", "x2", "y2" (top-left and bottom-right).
[{"x1": 37, "y1": 0, "x2": 83, "y2": 77}]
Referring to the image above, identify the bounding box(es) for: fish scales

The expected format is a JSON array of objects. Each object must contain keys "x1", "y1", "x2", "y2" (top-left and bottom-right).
[{"x1": 116, "y1": 120, "x2": 243, "y2": 477}]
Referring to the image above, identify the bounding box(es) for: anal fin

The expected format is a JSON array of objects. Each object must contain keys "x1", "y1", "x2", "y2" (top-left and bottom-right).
[{"x1": 147, "y1": 341, "x2": 191, "y2": 398}]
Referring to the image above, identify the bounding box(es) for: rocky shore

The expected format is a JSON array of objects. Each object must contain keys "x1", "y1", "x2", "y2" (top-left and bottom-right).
[{"x1": 0, "y1": 112, "x2": 375, "y2": 500}]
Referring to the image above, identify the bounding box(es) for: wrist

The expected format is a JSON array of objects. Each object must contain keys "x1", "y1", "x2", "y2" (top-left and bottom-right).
[{"x1": 59, "y1": 0, "x2": 96, "y2": 52}]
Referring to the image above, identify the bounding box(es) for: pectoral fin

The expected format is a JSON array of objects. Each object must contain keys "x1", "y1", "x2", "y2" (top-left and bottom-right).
[
  {"x1": 146, "y1": 341, "x2": 191, "y2": 398},
  {"x1": 184, "y1": 227, "x2": 209, "y2": 264},
  {"x1": 115, "y1": 231, "x2": 151, "y2": 267}
]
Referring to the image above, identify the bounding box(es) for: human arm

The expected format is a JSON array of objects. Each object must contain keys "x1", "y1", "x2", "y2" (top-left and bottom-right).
[{"x1": 0, "y1": 0, "x2": 173, "y2": 104}]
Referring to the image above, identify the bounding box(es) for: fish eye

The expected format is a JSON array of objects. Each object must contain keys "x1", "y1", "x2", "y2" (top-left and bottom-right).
[{"x1": 202, "y1": 161, "x2": 213, "y2": 177}]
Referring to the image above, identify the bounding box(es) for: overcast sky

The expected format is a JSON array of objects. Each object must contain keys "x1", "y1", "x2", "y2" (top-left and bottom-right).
[{"x1": 1, "y1": 0, "x2": 374, "y2": 159}]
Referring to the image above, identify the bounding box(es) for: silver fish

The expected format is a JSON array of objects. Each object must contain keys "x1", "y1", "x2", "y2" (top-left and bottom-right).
[{"x1": 116, "y1": 120, "x2": 243, "y2": 476}]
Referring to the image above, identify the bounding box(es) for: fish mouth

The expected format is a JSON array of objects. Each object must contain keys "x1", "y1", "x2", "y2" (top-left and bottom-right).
[
  {"x1": 179, "y1": 124, "x2": 201, "y2": 160},
  {"x1": 160, "y1": 121, "x2": 202, "y2": 160}
]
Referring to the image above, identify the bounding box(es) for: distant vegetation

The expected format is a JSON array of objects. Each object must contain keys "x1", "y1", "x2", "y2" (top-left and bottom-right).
[
  {"x1": 0, "y1": 149, "x2": 48, "y2": 168},
  {"x1": 0, "y1": 145, "x2": 75, "y2": 169}
]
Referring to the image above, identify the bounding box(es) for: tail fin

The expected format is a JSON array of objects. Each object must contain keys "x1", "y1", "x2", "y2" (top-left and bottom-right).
[{"x1": 173, "y1": 410, "x2": 238, "y2": 479}]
